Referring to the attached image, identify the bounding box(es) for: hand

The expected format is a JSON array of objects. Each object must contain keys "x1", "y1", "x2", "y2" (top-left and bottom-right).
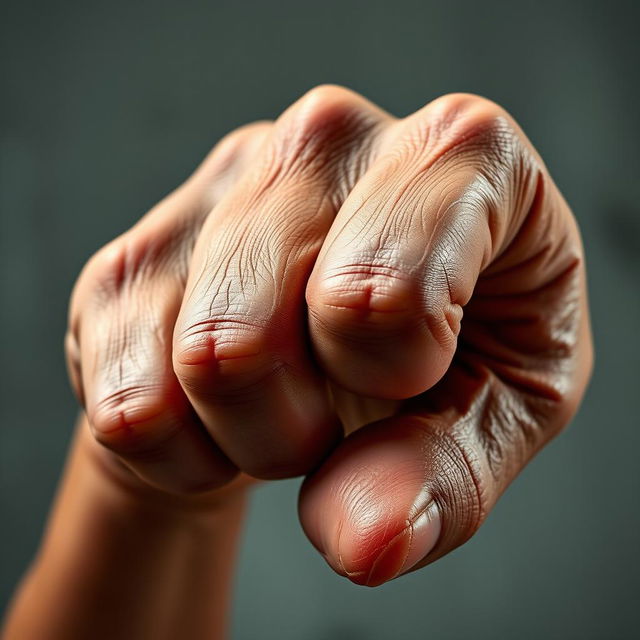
[{"x1": 66, "y1": 85, "x2": 593, "y2": 586}]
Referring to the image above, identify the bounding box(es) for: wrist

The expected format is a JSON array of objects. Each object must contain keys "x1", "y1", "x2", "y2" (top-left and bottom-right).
[{"x1": 6, "y1": 414, "x2": 247, "y2": 640}]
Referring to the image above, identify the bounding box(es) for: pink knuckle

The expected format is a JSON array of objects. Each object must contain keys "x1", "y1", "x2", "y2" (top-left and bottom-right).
[
  {"x1": 308, "y1": 262, "x2": 421, "y2": 326},
  {"x1": 173, "y1": 316, "x2": 273, "y2": 393},
  {"x1": 174, "y1": 316, "x2": 265, "y2": 366},
  {"x1": 89, "y1": 385, "x2": 178, "y2": 456},
  {"x1": 307, "y1": 261, "x2": 462, "y2": 360}
]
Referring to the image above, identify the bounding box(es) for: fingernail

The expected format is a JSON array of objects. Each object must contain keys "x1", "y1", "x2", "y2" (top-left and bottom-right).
[{"x1": 365, "y1": 501, "x2": 441, "y2": 587}]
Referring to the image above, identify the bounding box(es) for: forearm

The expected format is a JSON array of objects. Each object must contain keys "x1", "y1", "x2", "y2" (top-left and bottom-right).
[{"x1": 3, "y1": 416, "x2": 247, "y2": 640}]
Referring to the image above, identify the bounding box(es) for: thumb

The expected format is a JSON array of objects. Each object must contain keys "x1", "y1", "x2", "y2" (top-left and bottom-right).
[
  {"x1": 298, "y1": 356, "x2": 587, "y2": 587},
  {"x1": 298, "y1": 388, "x2": 481, "y2": 587}
]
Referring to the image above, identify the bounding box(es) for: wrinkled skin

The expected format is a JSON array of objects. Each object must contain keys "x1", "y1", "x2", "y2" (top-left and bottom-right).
[{"x1": 67, "y1": 86, "x2": 593, "y2": 587}]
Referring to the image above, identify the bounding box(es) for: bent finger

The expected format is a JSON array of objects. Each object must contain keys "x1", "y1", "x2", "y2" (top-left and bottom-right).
[
  {"x1": 76, "y1": 235, "x2": 237, "y2": 493},
  {"x1": 306, "y1": 94, "x2": 548, "y2": 399},
  {"x1": 173, "y1": 86, "x2": 393, "y2": 478},
  {"x1": 67, "y1": 123, "x2": 271, "y2": 493}
]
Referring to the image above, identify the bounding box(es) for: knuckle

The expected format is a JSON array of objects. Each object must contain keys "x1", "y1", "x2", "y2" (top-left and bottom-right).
[
  {"x1": 429, "y1": 93, "x2": 509, "y2": 138},
  {"x1": 89, "y1": 385, "x2": 179, "y2": 457},
  {"x1": 69, "y1": 239, "x2": 130, "y2": 322},
  {"x1": 434, "y1": 94, "x2": 522, "y2": 164},
  {"x1": 308, "y1": 259, "x2": 459, "y2": 348},
  {"x1": 309, "y1": 260, "x2": 419, "y2": 316},
  {"x1": 220, "y1": 120, "x2": 273, "y2": 149},
  {"x1": 173, "y1": 315, "x2": 274, "y2": 397},
  {"x1": 402, "y1": 92, "x2": 521, "y2": 168},
  {"x1": 82, "y1": 230, "x2": 180, "y2": 304},
  {"x1": 272, "y1": 84, "x2": 375, "y2": 167},
  {"x1": 295, "y1": 84, "x2": 363, "y2": 122},
  {"x1": 430, "y1": 92, "x2": 506, "y2": 122},
  {"x1": 208, "y1": 121, "x2": 273, "y2": 168},
  {"x1": 86, "y1": 237, "x2": 130, "y2": 287},
  {"x1": 195, "y1": 121, "x2": 274, "y2": 211},
  {"x1": 81, "y1": 235, "x2": 143, "y2": 299}
]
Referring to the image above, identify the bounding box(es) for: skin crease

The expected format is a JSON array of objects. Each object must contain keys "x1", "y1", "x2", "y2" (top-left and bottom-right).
[{"x1": 3, "y1": 86, "x2": 592, "y2": 638}]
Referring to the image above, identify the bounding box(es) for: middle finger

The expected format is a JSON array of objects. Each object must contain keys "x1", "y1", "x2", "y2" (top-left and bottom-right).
[{"x1": 173, "y1": 86, "x2": 392, "y2": 478}]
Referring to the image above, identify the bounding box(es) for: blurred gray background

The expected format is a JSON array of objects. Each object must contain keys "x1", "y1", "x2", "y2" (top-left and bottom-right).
[{"x1": 1, "y1": 1, "x2": 639, "y2": 638}]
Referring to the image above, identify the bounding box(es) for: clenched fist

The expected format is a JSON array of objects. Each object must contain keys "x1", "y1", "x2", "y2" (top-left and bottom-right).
[{"x1": 66, "y1": 86, "x2": 592, "y2": 587}]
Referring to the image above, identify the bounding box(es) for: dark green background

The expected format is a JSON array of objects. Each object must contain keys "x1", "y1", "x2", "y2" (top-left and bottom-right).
[{"x1": 2, "y1": 1, "x2": 639, "y2": 638}]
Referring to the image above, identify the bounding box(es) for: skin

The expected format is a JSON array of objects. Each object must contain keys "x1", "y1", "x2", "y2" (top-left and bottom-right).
[{"x1": 3, "y1": 86, "x2": 593, "y2": 638}]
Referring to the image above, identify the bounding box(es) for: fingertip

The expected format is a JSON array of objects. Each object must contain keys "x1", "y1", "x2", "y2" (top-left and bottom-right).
[{"x1": 299, "y1": 421, "x2": 441, "y2": 586}]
